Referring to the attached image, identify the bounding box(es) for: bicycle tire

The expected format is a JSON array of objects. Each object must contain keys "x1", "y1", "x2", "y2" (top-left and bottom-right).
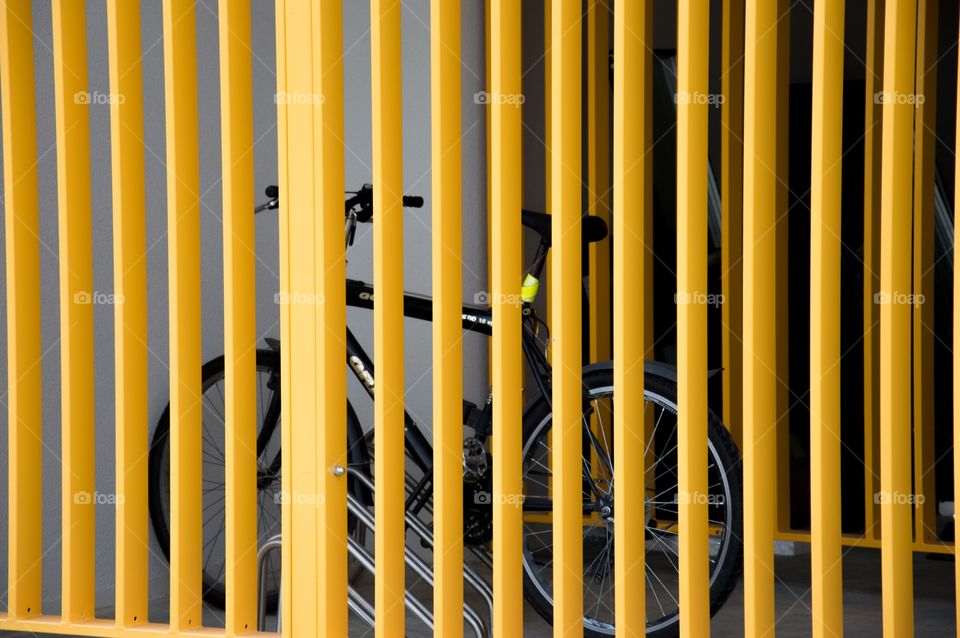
[
  {"x1": 518, "y1": 366, "x2": 743, "y2": 638},
  {"x1": 147, "y1": 348, "x2": 370, "y2": 610}
]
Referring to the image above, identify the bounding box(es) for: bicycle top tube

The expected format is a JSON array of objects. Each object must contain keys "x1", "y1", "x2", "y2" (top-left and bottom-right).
[{"x1": 346, "y1": 278, "x2": 494, "y2": 336}]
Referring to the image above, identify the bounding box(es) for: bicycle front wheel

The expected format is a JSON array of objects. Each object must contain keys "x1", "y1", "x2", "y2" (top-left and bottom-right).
[{"x1": 519, "y1": 366, "x2": 743, "y2": 638}]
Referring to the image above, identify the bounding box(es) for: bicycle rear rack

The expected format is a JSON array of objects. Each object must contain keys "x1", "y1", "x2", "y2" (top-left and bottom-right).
[{"x1": 257, "y1": 468, "x2": 494, "y2": 637}]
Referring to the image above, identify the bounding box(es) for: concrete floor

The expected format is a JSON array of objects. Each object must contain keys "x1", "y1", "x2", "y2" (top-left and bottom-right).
[
  {"x1": 344, "y1": 546, "x2": 957, "y2": 637},
  {"x1": 2, "y1": 546, "x2": 954, "y2": 637},
  {"x1": 709, "y1": 549, "x2": 956, "y2": 638}
]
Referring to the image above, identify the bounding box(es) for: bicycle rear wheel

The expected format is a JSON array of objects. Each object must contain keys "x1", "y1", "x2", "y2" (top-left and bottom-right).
[{"x1": 148, "y1": 348, "x2": 370, "y2": 610}]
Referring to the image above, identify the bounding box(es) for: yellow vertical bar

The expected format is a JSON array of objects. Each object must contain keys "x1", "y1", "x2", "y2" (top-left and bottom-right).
[
  {"x1": 273, "y1": 1, "x2": 295, "y2": 634},
  {"x1": 721, "y1": 0, "x2": 744, "y2": 448},
  {"x1": 431, "y1": 1, "x2": 466, "y2": 634},
  {"x1": 587, "y1": 1, "x2": 611, "y2": 366},
  {"x1": 911, "y1": 0, "x2": 938, "y2": 547},
  {"x1": 106, "y1": 0, "x2": 149, "y2": 625},
  {"x1": 313, "y1": 2, "x2": 348, "y2": 635},
  {"x1": 613, "y1": 1, "x2": 650, "y2": 633},
  {"x1": 371, "y1": 0, "x2": 407, "y2": 635},
  {"x1": 218, "y1": 0, "x2": 258, "y2": 632},
  {"x1": 878, "y1": 1, "x2": 916, "y2": 635},
  {"x1": 742, "y1": 0, "x2": 778, "y2": 634},
  {"x1": 490, "y1": 1, "x2": 522, "y2": 636},
  {"x1": 277, "y1": 1, "x2": 349, "y2": 633},
  {"x1": 809, "y1": 1, "x2": 845, "y2": 635},
  {"x1": 550, "y1": 0, "x2": 583, "y2": 635},
  {"x1": 0, "y1": 0, "x2": 42, "y2": 620},
  {"x1": 863, "y1": 0, "x2": 884, "y2": 542},
  {"x1": 51, "y1": 0, "x2": 96, "y2": 622},
  {"x1": 676, "y1": 3, "x2": 711, "y2": 637},
  {"x1": 162, "y1": 0, "x2": 203, "y2": 628},
  {"x1": 276, "y1": 2, "x2": 319, "y2": 635}
]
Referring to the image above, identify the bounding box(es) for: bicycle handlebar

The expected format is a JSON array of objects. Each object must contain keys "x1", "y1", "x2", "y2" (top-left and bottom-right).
[{"x1": 255, "y1": 183, "x2": 423, "y2": 219}]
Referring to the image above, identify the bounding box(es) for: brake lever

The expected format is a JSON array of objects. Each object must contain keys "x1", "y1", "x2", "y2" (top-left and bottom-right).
[
  {"x1": 345, "y1": 209, "x2": 358, "y2": 249},
  {"x1": 254, "y1": 198, "x2": 279, "y2": 214}
]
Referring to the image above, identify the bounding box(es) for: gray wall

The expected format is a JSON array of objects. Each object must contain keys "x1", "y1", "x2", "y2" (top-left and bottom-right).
[{"x1": 0, "y1": 0, "x2": 489, "y2": 615}]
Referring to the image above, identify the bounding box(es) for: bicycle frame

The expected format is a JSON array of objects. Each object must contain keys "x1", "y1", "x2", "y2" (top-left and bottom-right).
[
  {"x1": 346, "y1": 275, "x2": 624, "y2": 520},
  {"x1": 254, "y1": 276, "x2": 559, "y2": 503},
  {"x1": 253, "y1": 187, "x2": 609, "y2": 519},
  {"x1": 342, "y1": 278, "x2": 567, "y2": 507}
]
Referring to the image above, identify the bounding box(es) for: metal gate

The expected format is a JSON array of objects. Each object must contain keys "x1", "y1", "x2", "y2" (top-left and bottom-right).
[{"x1": 0, "y1": 0, "x2": 956, "y2": 637}]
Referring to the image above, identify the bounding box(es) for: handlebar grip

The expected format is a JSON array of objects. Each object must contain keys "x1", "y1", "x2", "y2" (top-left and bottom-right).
[
  {"x1": 265, "y1": 184, "x2": 279, "y2": 199},
  {"x1": 403, "y1": 195, "x2": 424, "y2": 208}
]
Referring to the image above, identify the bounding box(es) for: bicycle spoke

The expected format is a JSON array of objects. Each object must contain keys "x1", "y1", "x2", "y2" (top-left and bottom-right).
[{"x1": 645, "y1": 564, "x2": 668, "y2": 618}]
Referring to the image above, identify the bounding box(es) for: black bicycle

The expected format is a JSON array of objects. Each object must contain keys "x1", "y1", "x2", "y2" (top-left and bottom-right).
[{"x1": 148, "y1": 184, "x2": 743, "y2": 637}]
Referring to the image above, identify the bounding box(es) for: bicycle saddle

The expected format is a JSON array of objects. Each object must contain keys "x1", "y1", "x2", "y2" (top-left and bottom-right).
[{"x1": 521, "y1": 209, "x2": 608, "y2": 248}]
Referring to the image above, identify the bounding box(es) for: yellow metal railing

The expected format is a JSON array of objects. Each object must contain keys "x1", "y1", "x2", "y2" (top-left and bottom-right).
[
  {"x1": 219, "y1": 0, "x2": 258, "y2": 631},
  {"x1": 676, "y1": 2, "x2": 711, "y2": 636},
  {"x1": 489, "y1": 2, "x2": 523, "y2": 637},
  {"x1": 742, "y1": 1, "x2": 779, "y2": 634},
  {"x1": 51, "y1": 0, "x2": 95, "y2": 624},
  {"x1": 879, "y1": 1, "x2": 917, "y2": 633},
  {"x1": 809, "y1": 2, "x2": 845, "y2": 635},
  {"x1": 429, "y1": 1, "x2": 465, "y2": 635},
  {"x1": 612, "y1": 1, "x2": 650, "y2": 631},
  {"x1": 371, "y1": 1, "x2": 407, "y2": 635},
  {"x1": 549, "y1": 0, "x2": 584, "y2": 633},
  {"x1": 2, "y1": 0, "x2": 43, "y2": 622},
  {"x1": 1, "y1": 1, "x2": 958, "y2": 637}
]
